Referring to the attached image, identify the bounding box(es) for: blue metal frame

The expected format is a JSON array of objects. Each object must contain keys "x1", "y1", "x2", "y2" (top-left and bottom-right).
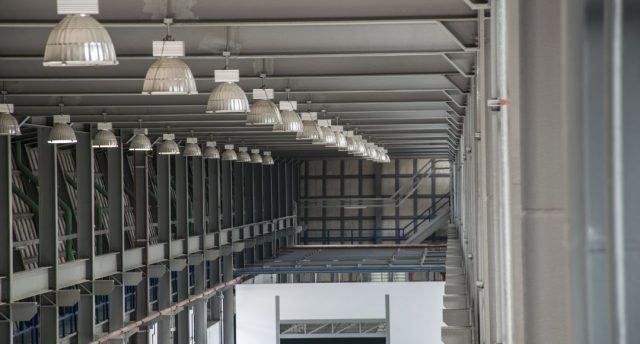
[
  {"x1": 171, "y1": 271, "x2": 178, "y2": 303},
  {"x1": 58, "y1": 304, "x2": 78, "y2": 338},
  {"x1": 95, "y1": 295, "x2": 110, "y2": 324},
  {"x1": 124, "y1": 286, "x2": 136, "y2": 313},
  {"x1": 14, "y1": 311, "x2": 39, "y2": 344}
]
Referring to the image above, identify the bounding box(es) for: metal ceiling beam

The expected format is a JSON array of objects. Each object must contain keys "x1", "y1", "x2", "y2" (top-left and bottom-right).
[
  {"x1": 0, "y1": 16, "x2": 479, "y2": 28},
  {"x1": 5, "y1": 89, "x2": 460, "y2": 98},
  {"x1": 0, "y1": 72, "x2": 463, "y2": 82},
  {"x1": 0, "y1": 51, "x2": 473, "y2": 61}
]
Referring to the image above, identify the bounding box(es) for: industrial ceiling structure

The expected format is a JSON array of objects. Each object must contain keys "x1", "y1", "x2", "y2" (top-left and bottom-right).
[{"x1": 0, "y1": 0, "x2": 479, "y2": 158}]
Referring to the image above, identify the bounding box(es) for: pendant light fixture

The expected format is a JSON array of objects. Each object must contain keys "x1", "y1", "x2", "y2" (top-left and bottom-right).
[
  {"x1": 345, "y1": 131, "x2": 359, "y2": 155},
  {"x1": 206, "y1": 30, "x2": 249, "y2": 113},
  {"x1": 182, "y1": 136, "x2": 202, "y2": 157},
  {"x1": 158, "y1": 133, "x2": 180, "y2": 155},
  {"x1": 48, "y1": 104, "x2": 77, "y2": 144},
  {"x1": 250, "y1": 149, "x2": 263, "y2": 164},
  {"x1": 142, "y1": 18, "x2": 198, "y2": 95},
  {"x1": 297, "y1": 111, "x2": 323, "y2": 141},
  {"x1": 332, "y1": 125, "x2": 348, "y2": 151},
  {"x1": 92, "y1": 112, "x2": 118, "y2": 148},
  {"x1": 221, "y1": 144, "x2": 238, "y2": 161},
  {"x1": 203, "y1": 141, "x2": 220, "y2": 159},
  {"x1": 316, "y1": 119, "x2": 337, "y2": 147},
  {"x1": 236, "y1": 147, "x2": 251, "y2": 163},
  {"x1": 247, "y1": 69, "x2": 282, "y2": 125},
  {"x1": 44, "y1": 0, "x2": 118, "y2": 67},
  {"x1": 0, "y1": 90, "x2": 20, "y2": 136},
  {"x1": 262, "y1": 151, "x2": 274, "y2": 166},
  {"x1": 352, "y1": 135, "x2": 366, "y2": 157},
  {"x1": 273, "y1": 90, "x2": 303, "y2": 132},
  {"x1": 129, "y1": 120, "x2": 152, "y2": 151},
  {"x1": 92, "y1": 123, "x2": 118, "y2": 148}
]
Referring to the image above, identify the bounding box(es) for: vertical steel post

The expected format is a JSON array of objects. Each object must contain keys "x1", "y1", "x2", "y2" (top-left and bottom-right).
[
  {"x1": 221, "y1": 161, "x2": 232, "y2": 229},
  {"x1": 0, "y1": 136, "x2": 13, "y2": 341},
  {"x1": 156, "y1": 154, "x2": 172, "y2": 343},
  {"x1": 76, "y1": 133, "x2": 97, "y2": 342},
  {"x1": 192, "y1": 156, "x2": 207, "y2": 343},
  {"x1": 233, "y1": 161, "x2": 244, "y2": 227},
  {"x1": 175, "y1": 156, "x2": 189, "y2": 344},
  {"x1": 107, "y1": 137, "x2": 125, "y2": 337},
  {"x1": 222, "y1": 250, "x2": 234, "y2": 344}
]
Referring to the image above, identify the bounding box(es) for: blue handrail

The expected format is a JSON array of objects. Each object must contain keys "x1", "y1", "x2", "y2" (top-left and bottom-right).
[{"x1": 401, "y1": 193, "x2": 450, "y2": 237}]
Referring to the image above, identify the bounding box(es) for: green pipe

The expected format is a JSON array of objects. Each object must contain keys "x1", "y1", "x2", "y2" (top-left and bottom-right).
[
  {"x1": 12, "y1": 185, "x2": 39, "y2": 218},
  {"x1": 15, "y1": 142, "x2": 74, "y2": 261}
]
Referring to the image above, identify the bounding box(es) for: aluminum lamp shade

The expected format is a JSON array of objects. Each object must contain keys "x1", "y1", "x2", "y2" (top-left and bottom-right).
[
  {"x1": 48, "y1": 115, "x2": 77, "y2": 144},
  {"x1": 236, "y1": 147, "x2": 251, "y2": 163},
  {"x1": 206, "y1": 82, "x2": 249, "y2": 113},
  {"x1": 0, "y1": 112, "x2": 21, "y2": 136},
  {"x1": 318, "y1": 126, "x2": 337, "y2": 146},
  {"x1": 158, "y1": 134, "x2": 180, "y2": 155},
  {"x1": 247, "y1": 100, "x2": 282, "y2": 126},
  {"x1": 129, "y1": 132, "x2": 152, "y2": 151},
  {"x1": 273, "y1": 110, "x2": 303, "y2": 132},
  {"x1": 262, "y1": 151, "x2": 274, "y2": 166},
  {"x1": 346, "y1": 136, "x2": 359, "y2": 154},
  {"x1": 203, "y1": 142, "x2": 220, "y2": 159},
  {"x1": 44, "y1": 14, "x2": 118, "y2": 67},
  {"x1": 296, "y1": 120, "x2": 323, "y2": 141},
  {"x1": 335, "y1": 131, "x2": 348, "y2": 151},
  {"x1": 142, "y1": 58, "x2": 198, "y2": 95},
  {"x1": 92, "y1": 129, "x2": 118, "y2": 148},
  {"x1": 250, "y1": 149, "x2": 263, "y2": 164},
  {"x1": 182, "y1": 138, "x2": 202, "y2": 157},
  {"x1": 221, "y1": 144, "x2": 238, "y2": 161}
]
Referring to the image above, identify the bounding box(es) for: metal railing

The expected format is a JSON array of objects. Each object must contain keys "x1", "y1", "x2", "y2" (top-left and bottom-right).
[{"x1": 401, "y1": 193, "x2": 450, "y2": 238}]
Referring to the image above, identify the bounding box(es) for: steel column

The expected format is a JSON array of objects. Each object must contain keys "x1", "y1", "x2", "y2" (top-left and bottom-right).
[
  {"x1": 207, "y1": 159, "x2": 220, "y2": 233},
  {"x1": 192, "y1": 156, "x2": 208, "y2": 343},
  {"x1": 243, "y1": 163, "x2": 254, "y2": 224},
  {"x1": 0, "y1": 136, "x2": 13, "y2": 341},
  {"x1": 222, "y1": 252, "x2": 234, "y2": 344},
  {"x1": 175, "y1": 156, "x2": 190, "y2": 344},
  {"x1": 37, "y1": 128, "x2": 58, "y2": 284},
  {"x1": 221, "y1": 161, "x2": 233, "y2": 229},
  {"x1": 133, "y1": 151, "x2": 149, "y2": 343},
  {"x1": 156, "y1": 154, "x2": 173, "y2": 343},
  {"x1": 233, "y1": 161, "x2": 244, "y2": 227}
]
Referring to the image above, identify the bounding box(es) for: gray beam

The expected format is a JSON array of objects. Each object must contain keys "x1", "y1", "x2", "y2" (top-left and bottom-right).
[
  {"x1": 0, "y1": 16, "x2": 478, "y2": 28},
  {"x1": 76, "y1": 133, "x2": 94, "y2": 266}
]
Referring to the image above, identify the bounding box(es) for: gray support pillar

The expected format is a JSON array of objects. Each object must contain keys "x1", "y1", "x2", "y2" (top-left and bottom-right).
[
  {"x1": 176, "y1": 268, "x2": 189, "y2": 344},
  {"x1": 133, "y1": 151, "x2": 149, "y2": 343},
  {"x1": 0, "y1": 136, "x2": 13, "y2": 341},
  {"x1": 284, "y1": 160, "x2": 291, "y2": 216},
  {"x1": 76, "y1": 133, "x2": 95, "y2": 266},
  {"x1": 108, "y1": 285, "x2": 125, "y2": 341},
  {"x1": 263, "y1": 165, "x2": 272, "y2": 220},
  {"x1": 107, "y1": 138, "x2": 125, "y2": 337},
  {"x1": 38, "y1": 128, "x2": 58, "y2": 284},
  {"x1": 279, "y1": 161, "x2": 286, "y2": 218},
  {"x1": 243, "y1": 163, "x2": 254, "y2": 224},
  {"x1": 271, "y1": 162, "x2": 279, "y2": 220},
  {"x1": 222, "y1": 251, "x2": 234, "y2": 344},
  {"x1": 175, "y1": 156, "x2": 188, "y2": 240},
  {"x1": 221, "y1": 161, "x2": 233, "y2": 229},
  {"x1": 157, "y1": 271, "x2": 172, "y2": 344},
  {"x1": 207, "y1": 159, "x2": 220, "y2": 234},
  {"x1": 193, "y1": 156, "x2": 207, "y2": 343},
  {"x1": 175, "y1": 156, "x2": 190, "y2": 344},
  {"x1": 253, "y1": 164, "x2": 263, "y2": 222},
  {"x1": 37, "y1": 128, "x2": 61, "y2": 343},
  {"x1": 156, "y1": 155, "x2": 172, "y2": 343},
  {"x1": 78, "y1": 292, "x2": 95, "y2": 343},
  {"x1": 77, "y1": 131, "x2": 97, "y2": 343},
  {"x1": 233, "y1": 161, "x2": 244, "y2": 227},
  {"x1": 374, "y1": 163, "x2": 382, "y2": 243}
]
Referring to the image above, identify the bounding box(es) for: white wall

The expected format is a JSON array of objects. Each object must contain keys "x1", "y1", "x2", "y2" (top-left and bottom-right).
[{"x1": 236, "y1": 282, "x2": 444, "y2": 344}]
